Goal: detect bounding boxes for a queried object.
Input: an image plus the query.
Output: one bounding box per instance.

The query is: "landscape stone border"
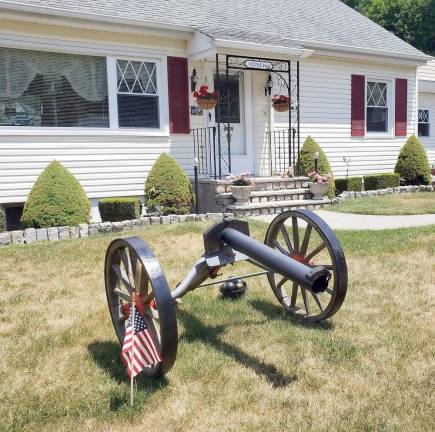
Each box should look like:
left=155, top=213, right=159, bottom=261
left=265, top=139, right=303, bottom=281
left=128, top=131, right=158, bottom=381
left=0, top=213, right=234, bottom=247
left=331, top=184, right=434, bottom=205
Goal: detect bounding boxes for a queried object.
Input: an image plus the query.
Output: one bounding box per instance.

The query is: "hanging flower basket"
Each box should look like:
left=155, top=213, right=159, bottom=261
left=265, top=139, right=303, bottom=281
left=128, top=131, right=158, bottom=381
left=272, top=95, right=290, bottom=112
left=194, top=85, right=219, bottom=110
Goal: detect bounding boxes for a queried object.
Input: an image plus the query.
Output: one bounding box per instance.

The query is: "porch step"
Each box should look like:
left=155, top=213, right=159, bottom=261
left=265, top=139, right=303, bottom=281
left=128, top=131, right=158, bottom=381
left=226, top=198, right=331, bottom=217
left=216, top=188, right=312, bottom=205
left=250, top=176, right=310, bottom=191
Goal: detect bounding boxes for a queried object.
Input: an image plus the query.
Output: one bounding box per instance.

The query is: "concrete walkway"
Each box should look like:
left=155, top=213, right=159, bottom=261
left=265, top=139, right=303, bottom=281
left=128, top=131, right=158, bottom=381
left=252, top=210, right=435, bottom=230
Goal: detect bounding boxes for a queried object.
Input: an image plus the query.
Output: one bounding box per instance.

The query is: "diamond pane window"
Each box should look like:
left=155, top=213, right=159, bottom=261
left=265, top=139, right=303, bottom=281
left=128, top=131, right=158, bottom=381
left=366, top=81, right=389, bottom=133
left=116, top=59, right=159, bottom=128
left=418, top=109, right=430, bottom=137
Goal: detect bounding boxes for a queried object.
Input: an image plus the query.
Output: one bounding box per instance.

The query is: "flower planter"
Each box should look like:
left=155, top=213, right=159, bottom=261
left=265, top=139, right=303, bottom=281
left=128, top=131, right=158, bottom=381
left=309, top=182, right=329, bottom=199
left=272, top=101, right=290, bottom=112
left=231, top=185, right=252, bottom=204
left=197, top=97, right=218, bottom=110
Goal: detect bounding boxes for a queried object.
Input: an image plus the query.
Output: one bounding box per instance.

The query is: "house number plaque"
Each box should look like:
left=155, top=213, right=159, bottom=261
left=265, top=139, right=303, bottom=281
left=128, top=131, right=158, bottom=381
left=244, top=60, right=273, bottom=70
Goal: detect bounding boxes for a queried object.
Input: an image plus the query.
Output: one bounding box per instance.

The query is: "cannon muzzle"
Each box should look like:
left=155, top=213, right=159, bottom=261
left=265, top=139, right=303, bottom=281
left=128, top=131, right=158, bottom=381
left=221, top=228, right=330, bottom=294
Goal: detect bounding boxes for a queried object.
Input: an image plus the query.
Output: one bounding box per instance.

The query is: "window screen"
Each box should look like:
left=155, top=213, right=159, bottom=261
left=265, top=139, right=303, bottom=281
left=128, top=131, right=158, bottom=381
left=117, top=59, right=160, bottom=128
left=418, top=109, right=430, bottom=137
left=0, top=48, right=109, bottom=127
left=366, top=81, right=388, bottom=133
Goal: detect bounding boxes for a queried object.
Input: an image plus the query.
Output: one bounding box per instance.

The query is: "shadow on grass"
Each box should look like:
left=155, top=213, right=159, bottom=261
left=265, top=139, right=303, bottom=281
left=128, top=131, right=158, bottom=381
left=248, top=299, right=334, bottom=331
left=87, top=340, right=168, bottom=410
left=177, top=309, right=296, bottom=388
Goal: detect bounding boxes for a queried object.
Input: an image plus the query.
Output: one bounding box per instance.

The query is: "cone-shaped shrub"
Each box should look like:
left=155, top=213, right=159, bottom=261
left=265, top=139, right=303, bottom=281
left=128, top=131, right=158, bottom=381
left=0, top=207, right=5, bottom=231
left=145, top=153, right=194, bottom=215
left=394, top=135, right=431, bottom=185
left=298, top=136, right=335, bottom=197
left=21, top=161, right=90, bottom=228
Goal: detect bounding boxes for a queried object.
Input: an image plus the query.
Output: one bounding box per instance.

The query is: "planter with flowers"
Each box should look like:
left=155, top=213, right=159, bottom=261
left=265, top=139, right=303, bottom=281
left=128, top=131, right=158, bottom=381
left=272, top=95, right=291, bottom=112
left=193, top=85, right=219, bottom=110
left=227, top=172, right=255, bottom=204
left=308, top=171, right=331, bottom=199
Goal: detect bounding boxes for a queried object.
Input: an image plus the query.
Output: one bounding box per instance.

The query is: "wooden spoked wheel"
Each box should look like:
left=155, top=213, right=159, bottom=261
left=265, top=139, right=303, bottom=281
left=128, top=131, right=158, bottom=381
left=104, top=236, right=178, bottom=377
left=265, top=209, right=348, bottom=322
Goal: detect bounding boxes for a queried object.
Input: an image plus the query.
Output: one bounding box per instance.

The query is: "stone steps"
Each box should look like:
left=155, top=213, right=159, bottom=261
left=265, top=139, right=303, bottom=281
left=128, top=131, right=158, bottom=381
left=227, top=198, right=331, bottom=217
left=216, top=188, right=312, bottom=205
left=251, top=176, right=310, bottom=191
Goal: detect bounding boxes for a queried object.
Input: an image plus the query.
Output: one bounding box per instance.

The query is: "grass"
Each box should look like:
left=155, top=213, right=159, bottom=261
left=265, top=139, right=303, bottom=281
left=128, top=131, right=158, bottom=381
left=328, top=192, right=435, bottom=215
left=0, top=221, right=434, bottom=431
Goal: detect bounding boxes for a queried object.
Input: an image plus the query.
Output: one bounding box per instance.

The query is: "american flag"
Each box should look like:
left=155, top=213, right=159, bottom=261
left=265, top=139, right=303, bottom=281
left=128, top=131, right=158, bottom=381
left=121, top=307, right=161, bottom=377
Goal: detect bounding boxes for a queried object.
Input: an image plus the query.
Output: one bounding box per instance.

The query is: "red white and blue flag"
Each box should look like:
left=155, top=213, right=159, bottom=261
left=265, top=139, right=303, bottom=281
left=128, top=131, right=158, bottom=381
left=121, top=307, right=161, bottom=377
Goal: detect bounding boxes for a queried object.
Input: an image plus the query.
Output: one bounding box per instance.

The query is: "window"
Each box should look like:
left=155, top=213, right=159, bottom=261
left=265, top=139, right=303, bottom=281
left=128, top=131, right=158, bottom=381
left=366, top=80, right=389, bottom=133
left=0, top=48, right=109, bottom=127
left=214, top=75, right=241, bottom=124
left=418, top=109, right=430, bottom=137
left=116, top=59, right=159, bottom=128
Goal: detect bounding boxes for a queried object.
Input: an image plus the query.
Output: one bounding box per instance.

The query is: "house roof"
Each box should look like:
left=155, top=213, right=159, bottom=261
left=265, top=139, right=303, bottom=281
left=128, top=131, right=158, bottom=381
left=0, top=0, right=430, bottom=61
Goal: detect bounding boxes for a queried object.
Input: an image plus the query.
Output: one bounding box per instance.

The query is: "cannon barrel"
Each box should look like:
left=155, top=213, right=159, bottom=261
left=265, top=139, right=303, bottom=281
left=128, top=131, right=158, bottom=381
left=221, top=228, right=330, bottom=294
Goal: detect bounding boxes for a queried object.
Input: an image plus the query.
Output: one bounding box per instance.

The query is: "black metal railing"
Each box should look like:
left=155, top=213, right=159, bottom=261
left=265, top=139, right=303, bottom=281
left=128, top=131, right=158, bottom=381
left=192, top=127, right=218, bottom=179
left=267, top=128, right=299, bottom=176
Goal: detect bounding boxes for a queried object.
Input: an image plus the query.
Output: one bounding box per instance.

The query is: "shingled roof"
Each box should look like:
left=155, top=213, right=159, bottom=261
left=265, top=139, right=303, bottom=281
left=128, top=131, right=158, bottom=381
left=0, top=0, right=429, bottom=60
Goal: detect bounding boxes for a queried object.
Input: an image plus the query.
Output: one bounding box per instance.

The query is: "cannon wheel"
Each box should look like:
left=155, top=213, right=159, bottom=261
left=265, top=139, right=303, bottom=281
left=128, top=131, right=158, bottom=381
left=105, top=236, right=178, bottom=377
left=265, top=209, right=347, bottom=322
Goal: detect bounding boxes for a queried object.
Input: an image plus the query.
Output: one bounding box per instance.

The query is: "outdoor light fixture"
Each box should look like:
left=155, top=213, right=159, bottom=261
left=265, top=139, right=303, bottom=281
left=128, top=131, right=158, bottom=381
left=191, top=68, right=198, bottom=92
left=265, top=74, right=273, bottom=96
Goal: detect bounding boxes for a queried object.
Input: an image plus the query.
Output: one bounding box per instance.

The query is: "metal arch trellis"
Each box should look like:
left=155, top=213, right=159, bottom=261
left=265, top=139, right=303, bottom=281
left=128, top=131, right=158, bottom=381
left=215, top=53, right=300, bottom=178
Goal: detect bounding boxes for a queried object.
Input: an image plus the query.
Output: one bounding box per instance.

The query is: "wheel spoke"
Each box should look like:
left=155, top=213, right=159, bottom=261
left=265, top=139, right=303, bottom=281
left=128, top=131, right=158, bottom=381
left=311, top=292, right=323, bottom=311
left=300, top=225, right=312, bottom=256
left=305, top=242, right=326, bottom=262
left=277, top=277, right=288, bottom=289
left=112, top=264, right=135, bottom=294
left=272, top=240, right=292, bottom=257
left=280, top=225, right=294, bottom=254
left=120, top=249, right=135, bottom=289
left=290, top=282, right=298, bottom=307
left=114, top=287, right=131, bottom=303
left=292, top=217, right=300, bottom=253
left=301, top=287, right=310, bottom=314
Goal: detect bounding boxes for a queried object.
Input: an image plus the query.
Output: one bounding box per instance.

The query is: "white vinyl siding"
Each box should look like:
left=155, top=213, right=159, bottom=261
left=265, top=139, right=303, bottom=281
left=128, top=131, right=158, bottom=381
left=269, top=55, right=417, bottom=177
left=418, top=60, right=435, bottom=82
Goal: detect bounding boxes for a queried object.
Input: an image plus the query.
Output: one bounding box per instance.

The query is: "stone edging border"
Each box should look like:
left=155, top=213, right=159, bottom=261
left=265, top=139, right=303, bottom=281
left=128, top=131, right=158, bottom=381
left=330, top=184, right=434, bottom=204
left=0, top=212, right=234, bottom=247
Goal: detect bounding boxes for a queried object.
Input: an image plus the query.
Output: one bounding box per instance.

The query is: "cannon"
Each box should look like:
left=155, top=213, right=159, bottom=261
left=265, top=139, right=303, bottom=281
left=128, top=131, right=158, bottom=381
left=105, top=209, right=348, bottom=377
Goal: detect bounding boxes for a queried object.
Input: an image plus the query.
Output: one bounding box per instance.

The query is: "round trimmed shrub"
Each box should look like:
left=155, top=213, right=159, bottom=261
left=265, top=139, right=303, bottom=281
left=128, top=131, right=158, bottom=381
left=21, top=161, right=90, bottom=228
left=394, top=135, right=431, bottom=185
left=0, top=207, right=5, bottom=231
left=145, top=153, right=194, bottom=215
left=298, top=136, right=335, bottom=197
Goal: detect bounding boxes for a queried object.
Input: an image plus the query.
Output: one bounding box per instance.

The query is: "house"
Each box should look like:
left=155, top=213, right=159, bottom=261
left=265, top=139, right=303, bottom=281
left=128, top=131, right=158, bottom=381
left=0, top=0, right=433, bottom=223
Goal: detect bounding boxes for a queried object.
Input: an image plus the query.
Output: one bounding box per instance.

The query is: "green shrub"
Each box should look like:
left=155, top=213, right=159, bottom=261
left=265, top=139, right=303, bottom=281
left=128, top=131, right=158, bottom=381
left=0, top=207, right=5, bottom=231
left=394, top=135, right=431, bottom=185
left=21, top=161, right=90, bottom=228
left=335, top=177, right=363, bottom=195
left=99, top=198, right=141, bottom=222
left=364, top=173, right=400, bottom=190
left=298, top=136, right=335, bottom=197
left=145, top=153, right=194, bottom=215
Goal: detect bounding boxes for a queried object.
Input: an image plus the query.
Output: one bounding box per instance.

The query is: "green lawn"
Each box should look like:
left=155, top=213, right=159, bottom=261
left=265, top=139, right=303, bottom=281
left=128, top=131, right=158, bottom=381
left=329, top=192, right=435, bottom=215
left=0, top=221, right=434, bottom=431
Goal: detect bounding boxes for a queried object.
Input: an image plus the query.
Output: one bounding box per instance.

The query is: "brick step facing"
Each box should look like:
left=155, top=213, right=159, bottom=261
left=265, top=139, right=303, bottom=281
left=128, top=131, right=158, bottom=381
left=227, top=198, right=332, bottom=217
left=250, top=176, right=310, bottom=191
left=216, top=188, right=312, bottom=204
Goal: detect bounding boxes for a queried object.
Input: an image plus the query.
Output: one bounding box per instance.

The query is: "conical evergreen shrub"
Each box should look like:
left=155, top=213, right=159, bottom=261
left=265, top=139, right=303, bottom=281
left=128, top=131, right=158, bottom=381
left=145, top=153, right=194, bottom=215
left=0, top=207, right=5, bottom=231
left=21, top=161, right=90, bottom=228
left=394, top=135, right=431, bottom=185
left=298, top=136, right=335, bottom=197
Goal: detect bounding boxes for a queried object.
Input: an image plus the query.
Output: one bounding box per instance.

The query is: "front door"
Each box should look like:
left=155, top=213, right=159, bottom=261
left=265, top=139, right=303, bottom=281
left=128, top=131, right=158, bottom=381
left=208, top=71, right=254, bottom=174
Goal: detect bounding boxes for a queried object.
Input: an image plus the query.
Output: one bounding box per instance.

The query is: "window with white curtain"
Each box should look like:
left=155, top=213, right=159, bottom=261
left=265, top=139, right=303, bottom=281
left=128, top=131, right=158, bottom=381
left=0, top=47, right=109, bottom=127
left=116, top=59, right=160, bottom=128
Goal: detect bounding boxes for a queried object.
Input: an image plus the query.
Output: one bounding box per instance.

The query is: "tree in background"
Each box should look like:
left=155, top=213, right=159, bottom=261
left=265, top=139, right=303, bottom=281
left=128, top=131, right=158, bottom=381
left=342, top=0, right=435, bottom=56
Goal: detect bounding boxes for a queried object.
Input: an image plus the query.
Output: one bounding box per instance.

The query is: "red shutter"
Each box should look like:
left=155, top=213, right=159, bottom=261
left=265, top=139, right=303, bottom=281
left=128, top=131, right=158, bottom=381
left=395, top=78, right=408, bottom=137
left=351, top=75, right=365, bottom=137
left=167, top=56, right=190, bottom=134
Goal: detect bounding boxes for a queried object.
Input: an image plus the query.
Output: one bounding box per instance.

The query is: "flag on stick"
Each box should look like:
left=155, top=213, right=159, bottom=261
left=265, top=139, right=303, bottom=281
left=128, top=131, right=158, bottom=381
left=122, top=305, right=161, bottom=378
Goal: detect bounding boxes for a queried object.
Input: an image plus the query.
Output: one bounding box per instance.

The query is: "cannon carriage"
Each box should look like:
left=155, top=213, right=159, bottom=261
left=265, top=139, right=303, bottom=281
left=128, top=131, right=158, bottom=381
left=105, top=209, right=348, bottom=378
